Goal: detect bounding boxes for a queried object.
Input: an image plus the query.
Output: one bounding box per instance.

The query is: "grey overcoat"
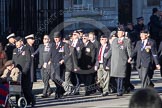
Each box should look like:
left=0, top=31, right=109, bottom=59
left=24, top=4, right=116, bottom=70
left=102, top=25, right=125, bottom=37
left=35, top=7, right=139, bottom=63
left=105, top=37, right=131, bottom=78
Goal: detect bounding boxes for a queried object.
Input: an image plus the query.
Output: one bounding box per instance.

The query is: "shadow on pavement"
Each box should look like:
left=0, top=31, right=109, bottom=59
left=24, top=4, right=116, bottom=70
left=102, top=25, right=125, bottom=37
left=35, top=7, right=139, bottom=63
left=35, top=95, right=117, bottom=107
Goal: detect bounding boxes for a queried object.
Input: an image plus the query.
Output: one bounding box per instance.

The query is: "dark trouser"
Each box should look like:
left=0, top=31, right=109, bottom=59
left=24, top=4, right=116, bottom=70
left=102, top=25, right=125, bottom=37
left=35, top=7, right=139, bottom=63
left=41, top=68, right=52, bottom=95
left=124, top=63, right=134, bottom=91
left=86, top=72, right=96, bottom=93
left=70, top=73, right=80, bottom=94
left=51, top=63, right=65, bottom=95
left=151, top=32, right=161, bottom=49
left=22, top=75, right=34, bottom=104
left=137, top=67, right=151, bottom=88
left=31, top=82, right=33, bottom=90
left=116, top=77, right=123, bottom=95
left=78, top=73, right=94, bottom=93
left=54, top=80, right=65, bottom=95
left=109, top=77, right=117, bottom=93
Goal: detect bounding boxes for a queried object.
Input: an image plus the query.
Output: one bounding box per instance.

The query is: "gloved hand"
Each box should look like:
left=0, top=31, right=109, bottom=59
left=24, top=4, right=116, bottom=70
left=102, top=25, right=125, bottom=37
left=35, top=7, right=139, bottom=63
left=7, top=77, right=12, bottom=82
left=0, top=78, right=2, bottom=84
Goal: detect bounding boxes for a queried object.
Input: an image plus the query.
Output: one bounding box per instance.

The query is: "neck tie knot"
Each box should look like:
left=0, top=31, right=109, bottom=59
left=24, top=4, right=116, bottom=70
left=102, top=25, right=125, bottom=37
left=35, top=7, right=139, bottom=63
left=18, top=48, right=21, bottom=52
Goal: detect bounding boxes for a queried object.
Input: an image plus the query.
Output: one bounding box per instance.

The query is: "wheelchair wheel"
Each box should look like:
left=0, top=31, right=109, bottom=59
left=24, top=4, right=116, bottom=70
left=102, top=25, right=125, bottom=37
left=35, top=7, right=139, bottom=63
left=17, top=97, right=27, bottom=108
left=5, top=95, right=14, bottom=108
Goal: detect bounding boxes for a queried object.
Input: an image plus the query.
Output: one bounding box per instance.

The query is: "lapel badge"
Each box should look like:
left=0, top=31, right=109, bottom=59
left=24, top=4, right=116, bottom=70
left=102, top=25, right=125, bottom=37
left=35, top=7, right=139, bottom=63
left=76, top=47, right=80, bottom=51
left=120, top=46, right=124, bottom=50
left=86, top=48, right=90, bottom=52
left=22, top=51, right=25, bottom=55
left=145, top=45, right=151, bottom=52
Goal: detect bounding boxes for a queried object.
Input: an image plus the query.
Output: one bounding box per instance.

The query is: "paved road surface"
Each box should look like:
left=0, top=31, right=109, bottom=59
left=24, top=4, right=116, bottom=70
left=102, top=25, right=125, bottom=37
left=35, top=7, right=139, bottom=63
left=32, top=70, right=162, bottom=108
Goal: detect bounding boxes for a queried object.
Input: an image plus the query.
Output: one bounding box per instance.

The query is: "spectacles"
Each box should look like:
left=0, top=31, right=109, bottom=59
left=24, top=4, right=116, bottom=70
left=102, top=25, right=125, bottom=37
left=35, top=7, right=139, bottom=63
left=82, top=37, right=87, bottom=40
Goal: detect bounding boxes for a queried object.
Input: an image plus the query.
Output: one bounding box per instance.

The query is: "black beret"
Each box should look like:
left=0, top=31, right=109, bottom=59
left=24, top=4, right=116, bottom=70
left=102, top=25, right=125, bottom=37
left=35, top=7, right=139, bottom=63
left=100, top=35, right=108, bottom=38
left=117, top=27, right=125, bottom=32
left=127, top=22, right=133, bottom=25
left=15, top=36, right=23, bottom=42
left=140, top=29, right=149, bottom=34
left=82, top=33, right=89, bottom=37
left=152, top=8, right=158, bottom=14
left=110, top=31, right=116, bottom=37
left=73, top=30, right=80, bottom=34
left=136, top=17, right=144, bottom=21
left=64, top=36, right=70, bottom=40
left=53, top=32, right=61, bottom=38
left=77, top=29, right=84, bottom=33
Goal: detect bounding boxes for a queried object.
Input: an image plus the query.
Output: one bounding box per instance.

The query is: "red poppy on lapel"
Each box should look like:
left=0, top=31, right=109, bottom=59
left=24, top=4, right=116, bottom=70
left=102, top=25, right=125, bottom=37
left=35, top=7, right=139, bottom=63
left=118, top=40, right=123, bottom=45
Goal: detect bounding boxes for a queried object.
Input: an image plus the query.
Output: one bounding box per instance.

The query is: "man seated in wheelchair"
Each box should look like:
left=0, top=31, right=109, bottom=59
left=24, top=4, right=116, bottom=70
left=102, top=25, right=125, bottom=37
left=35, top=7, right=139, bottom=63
left=0, top=60, right=20, bottom=83
left=0, top=60, right=20, bottom=106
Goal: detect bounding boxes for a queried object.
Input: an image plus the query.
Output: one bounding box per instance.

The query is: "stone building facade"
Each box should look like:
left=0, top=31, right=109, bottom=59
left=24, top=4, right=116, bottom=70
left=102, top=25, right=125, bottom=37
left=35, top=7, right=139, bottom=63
left=64, top=0, right=162, bottom=31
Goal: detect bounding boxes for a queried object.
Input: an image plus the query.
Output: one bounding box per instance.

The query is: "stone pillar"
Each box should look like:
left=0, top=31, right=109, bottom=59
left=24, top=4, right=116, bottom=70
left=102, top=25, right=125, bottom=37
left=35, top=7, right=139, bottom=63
left=132, top=0, right=144, bottom=23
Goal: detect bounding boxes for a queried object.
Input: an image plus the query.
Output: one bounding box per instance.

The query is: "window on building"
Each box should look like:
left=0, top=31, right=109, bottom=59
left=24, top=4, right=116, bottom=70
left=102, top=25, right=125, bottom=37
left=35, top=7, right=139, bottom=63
left=103, top=0, right=110, bottom=7
left=147, top=0, right=160, bottom=6
left=73, top=0, right=82, bottom=5
left=93, top=0, right=100, bottom=7
left=94, top=0, right=115, bottom=8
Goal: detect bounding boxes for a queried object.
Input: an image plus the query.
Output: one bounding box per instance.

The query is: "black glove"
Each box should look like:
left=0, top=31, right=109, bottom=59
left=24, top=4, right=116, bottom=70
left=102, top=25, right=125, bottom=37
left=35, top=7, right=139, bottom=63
left=0, top=78, right=2, bottom=84
left=7, top=77, right=12, bottom=82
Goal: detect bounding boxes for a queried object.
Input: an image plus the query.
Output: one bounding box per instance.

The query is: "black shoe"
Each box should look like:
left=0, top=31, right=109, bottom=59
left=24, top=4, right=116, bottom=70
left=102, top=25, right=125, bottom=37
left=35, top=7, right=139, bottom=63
left=148, top=82, right=154, bottom=88
left=47, top=90, right=54, bottom=96
left=54, top=94, right=63, bottom=99
left=130, top=85, right=135, bottom=90
left=124, top=88, right=131, bottom=94
left=111, top=90, right=117, bottom=93
left=54, top=94, right=59, bottom=99
left=41, top=94, right=49, bottom=98
left=90, top=89, right=96, bottom=94
left=31, top=97, right=36, bottom=107
left=102, top=92, right=109, bottom=96
left=117, top=93, right=123, bottom=96
left=85, top=92, right=90, bottom=96
left=97, top=87, right=103, bottom=93
left=124, top=90, right=130, bottom=94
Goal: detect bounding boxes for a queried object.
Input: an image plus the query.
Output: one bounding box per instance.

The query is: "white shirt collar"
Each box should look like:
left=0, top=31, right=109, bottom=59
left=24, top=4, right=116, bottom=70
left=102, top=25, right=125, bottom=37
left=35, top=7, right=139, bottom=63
left=91, top=40, right=95, bottom=43
left=56, top=42, right=60, bottom=46
left=84, top=41, right=89, bottom=46
left=44, top=43, right=49, bottom=46
left=18, top=46, right=23, bottom=50
left=102, top=43, right=107, bottom=48
left=72, top=39, right=78, bottom=47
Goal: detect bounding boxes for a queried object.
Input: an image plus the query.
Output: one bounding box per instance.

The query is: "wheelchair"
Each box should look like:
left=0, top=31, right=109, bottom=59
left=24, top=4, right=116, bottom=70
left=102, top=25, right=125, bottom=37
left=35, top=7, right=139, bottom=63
left=6, top=81, right=27, bottom=108
left=0, top=76, right=27, bottom=108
